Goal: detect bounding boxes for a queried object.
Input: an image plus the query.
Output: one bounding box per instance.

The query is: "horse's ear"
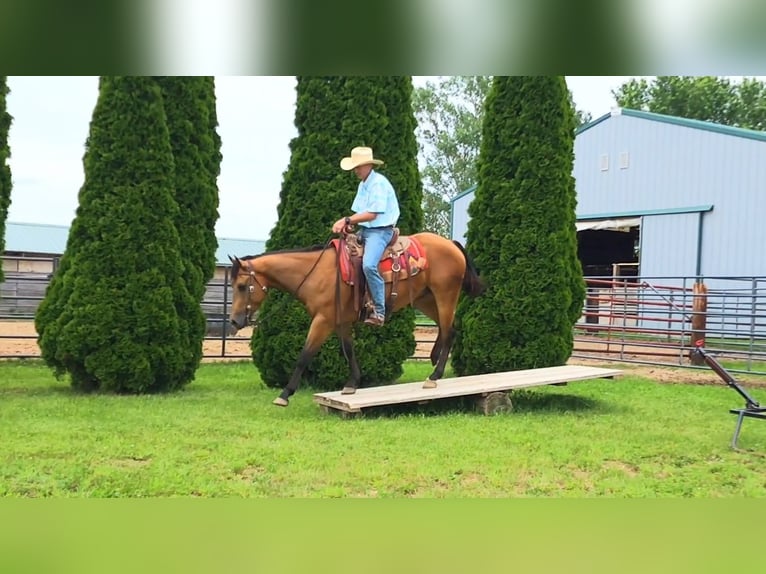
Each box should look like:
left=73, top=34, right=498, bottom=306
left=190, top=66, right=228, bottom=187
left=228, top=254, right=236, bottom=264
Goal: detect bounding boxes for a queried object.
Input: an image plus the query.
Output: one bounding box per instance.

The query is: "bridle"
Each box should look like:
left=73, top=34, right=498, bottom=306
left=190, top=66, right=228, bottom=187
left=238, top=261, right=267, bottom=325
left=232, top=242, right=331, bottom=325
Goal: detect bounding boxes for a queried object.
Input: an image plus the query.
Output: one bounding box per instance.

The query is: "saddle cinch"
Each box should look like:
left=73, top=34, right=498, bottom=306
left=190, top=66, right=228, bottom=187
left=332, top=229, right=428, bottom=320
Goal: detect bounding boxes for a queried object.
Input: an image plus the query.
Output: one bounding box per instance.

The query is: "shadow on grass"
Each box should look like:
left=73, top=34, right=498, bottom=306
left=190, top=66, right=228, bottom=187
left=332, top=389, right=616, bottom=419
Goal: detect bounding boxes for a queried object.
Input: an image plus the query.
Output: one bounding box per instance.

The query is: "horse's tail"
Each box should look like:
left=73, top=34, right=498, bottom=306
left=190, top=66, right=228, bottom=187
left=453, top=240, right=486, bottom=297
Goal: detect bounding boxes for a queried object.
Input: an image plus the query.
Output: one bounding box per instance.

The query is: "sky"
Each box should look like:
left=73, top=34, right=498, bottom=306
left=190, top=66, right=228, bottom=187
left=5, top=76, right=648, bottom=241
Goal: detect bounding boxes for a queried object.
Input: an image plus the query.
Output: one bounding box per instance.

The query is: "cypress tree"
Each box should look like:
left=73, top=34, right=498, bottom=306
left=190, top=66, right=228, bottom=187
left=0, top=77, right=11, bottom=284
left=35, top=76, right=197, bottom=393
left=157, top=76, right=221, bottom=294
left=156, top=76, right=222, bottom=375
left=451, top=76, right=585, bottom=375
left=252, top=76, right=421, bottom=391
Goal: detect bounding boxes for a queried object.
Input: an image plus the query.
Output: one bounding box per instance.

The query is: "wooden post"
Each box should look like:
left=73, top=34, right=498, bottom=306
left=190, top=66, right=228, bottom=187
left=689, top=281, right=708, bottom=365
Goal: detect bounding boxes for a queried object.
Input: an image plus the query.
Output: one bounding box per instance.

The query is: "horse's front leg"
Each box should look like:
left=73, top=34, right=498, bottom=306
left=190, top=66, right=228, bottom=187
left=337, top=322, right=361, bottom=395
left=273, top=316, right=334, bottom=407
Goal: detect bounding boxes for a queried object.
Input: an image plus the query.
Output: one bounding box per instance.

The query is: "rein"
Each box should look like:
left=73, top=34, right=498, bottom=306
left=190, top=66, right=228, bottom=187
left=291, top=237, right=335, bottom=298
left=235, top=236, right=337, bottom=327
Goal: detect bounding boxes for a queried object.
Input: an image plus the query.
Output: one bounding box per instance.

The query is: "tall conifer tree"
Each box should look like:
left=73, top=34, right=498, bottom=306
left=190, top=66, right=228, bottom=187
left=156, top=76, right=222, bottom=375
left=156, top=76, right=221, bottom=295
left=35, top=76, right=197, bottom=393
left=252, top=76, right=421, bottom=391
left=451, top=76, right=585, bottom=375
left=0, top=77, right=11, bottom=284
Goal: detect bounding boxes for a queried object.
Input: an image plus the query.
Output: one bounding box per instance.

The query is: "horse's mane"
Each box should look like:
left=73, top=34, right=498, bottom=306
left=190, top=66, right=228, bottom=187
left=231, top=244, right=328, bottom=276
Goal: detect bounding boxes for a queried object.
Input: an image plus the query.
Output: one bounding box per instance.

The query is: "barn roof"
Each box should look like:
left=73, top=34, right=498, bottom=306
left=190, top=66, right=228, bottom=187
left=3, top=221, right=266, bottom=265
left=576, top=108, right=766, bottom=143
left=451, top=108, right=766, bottom=207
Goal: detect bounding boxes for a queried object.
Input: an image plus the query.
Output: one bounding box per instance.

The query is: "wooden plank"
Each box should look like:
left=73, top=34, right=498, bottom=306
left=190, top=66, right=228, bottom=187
left=313, top=365, right=622, bottom=413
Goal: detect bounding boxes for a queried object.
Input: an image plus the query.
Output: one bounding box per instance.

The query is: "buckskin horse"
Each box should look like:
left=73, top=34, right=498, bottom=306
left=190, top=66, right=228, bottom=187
left=228, top=230, right=485, bottom=407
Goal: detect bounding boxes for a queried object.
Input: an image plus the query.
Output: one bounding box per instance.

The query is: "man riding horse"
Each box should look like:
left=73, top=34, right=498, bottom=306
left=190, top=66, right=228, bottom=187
left=331, top=146, right=400, bottom=327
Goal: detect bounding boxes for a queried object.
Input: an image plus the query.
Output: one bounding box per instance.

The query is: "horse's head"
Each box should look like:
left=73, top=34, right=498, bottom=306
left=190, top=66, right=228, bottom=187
left=228, top=255, right=268, bottom=332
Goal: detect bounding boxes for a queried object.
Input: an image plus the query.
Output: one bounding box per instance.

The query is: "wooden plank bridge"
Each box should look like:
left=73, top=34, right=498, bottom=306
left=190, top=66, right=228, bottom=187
left=314, top=364, right=623, bottom=416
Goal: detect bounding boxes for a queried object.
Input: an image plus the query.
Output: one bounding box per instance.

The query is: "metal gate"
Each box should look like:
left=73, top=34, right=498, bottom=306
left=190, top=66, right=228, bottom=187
left=576, top=274, right=766, bottom=375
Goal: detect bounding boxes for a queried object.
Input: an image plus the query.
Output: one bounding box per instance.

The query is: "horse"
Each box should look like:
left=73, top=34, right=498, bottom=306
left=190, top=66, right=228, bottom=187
left=228, top=231, right=486, bottom=407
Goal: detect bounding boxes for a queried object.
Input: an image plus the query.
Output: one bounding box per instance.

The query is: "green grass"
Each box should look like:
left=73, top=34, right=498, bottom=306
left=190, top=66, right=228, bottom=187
left=2, top=359, right=766, bottom=498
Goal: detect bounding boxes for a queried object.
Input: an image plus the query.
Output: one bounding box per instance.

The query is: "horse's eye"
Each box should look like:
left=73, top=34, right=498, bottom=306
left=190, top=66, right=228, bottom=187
left=237, top=284, right=247, bottom=292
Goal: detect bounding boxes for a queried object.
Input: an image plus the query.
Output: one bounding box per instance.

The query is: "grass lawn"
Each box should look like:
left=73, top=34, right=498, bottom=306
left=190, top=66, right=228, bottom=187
left=2, top=359, right=766, bottom=498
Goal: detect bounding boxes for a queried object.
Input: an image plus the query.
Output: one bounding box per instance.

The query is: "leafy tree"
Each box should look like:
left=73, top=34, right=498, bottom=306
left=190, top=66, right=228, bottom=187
left=0, top=77, right=11, bottom=284
left=612, top=76, right=766, bottom=130
left=413, top=76, right=591, bottom=237
left=451, top=76, right=585, bottom=375
left=413, top=77, right=490, bottom=236
left=569, top=90, right=592, bottom=127
left=35, top=76, right=198, bottom=393
left=252, top=76, right=421, bottom=391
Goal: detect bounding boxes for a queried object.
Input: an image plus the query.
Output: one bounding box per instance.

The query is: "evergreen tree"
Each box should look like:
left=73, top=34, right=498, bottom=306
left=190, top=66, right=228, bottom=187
left=0, top=77, right=11, bottom=284
left=252, top=76, right=421, bottom=391
left=451, top=76, right=584, bottom=375
left=35, top=76, right=198, bottom=393
left=156, top=76, right=221, bottom=295
left=156, top=76, right=222, bottom=376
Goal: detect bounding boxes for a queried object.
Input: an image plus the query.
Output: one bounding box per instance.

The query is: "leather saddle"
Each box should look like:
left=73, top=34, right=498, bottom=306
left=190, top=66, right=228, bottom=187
left=332, top=229, right=428, bottom=319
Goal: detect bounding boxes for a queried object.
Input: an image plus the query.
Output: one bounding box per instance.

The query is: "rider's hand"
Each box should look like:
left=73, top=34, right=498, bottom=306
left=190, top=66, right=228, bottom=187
left=332, top=218, right=346, bottom=234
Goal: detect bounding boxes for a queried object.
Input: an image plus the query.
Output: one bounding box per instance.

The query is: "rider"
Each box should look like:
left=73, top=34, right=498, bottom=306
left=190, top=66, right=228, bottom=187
left=332, top=146, right=401, bottom=326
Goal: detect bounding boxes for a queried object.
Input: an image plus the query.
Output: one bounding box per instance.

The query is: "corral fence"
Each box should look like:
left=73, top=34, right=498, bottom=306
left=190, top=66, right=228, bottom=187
left=0, top=255, right=436, bottom=361
left=2, top=255, right=765, bottom=374
left=0, top=256, right=255, bottom=360
left=576, top=274, right=766, bottom=376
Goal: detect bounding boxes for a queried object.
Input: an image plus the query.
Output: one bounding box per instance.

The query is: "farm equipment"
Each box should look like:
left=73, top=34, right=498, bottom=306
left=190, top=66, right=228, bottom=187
left=691, top=340, right=766, bottom=449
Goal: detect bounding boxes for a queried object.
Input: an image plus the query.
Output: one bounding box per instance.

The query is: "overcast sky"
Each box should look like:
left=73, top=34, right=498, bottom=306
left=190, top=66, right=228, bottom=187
left=5, top=76, right=646, bottom=241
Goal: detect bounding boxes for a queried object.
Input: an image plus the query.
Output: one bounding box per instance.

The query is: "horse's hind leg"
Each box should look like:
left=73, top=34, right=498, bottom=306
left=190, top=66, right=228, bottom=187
left=274, top=316, right=334, bottom=407
left=337, top=323, right=361, bottom=395
left=421, top=285, right=461, bottom=389
left=413, top=292, right=443, bottom=366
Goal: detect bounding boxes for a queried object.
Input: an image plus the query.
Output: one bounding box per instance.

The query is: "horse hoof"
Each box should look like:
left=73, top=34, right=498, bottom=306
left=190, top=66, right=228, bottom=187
left=272, top=397, right=289, bottom=407
left=422, top=379, right=438, bottom=389
left=341, top=386, right=356, bottom=395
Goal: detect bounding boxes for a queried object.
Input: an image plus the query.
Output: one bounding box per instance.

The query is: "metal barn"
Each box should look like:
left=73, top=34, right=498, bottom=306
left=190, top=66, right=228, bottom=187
left=450, top=108, right=766, bottom=346
left=452, top=108, right=766, bottom=279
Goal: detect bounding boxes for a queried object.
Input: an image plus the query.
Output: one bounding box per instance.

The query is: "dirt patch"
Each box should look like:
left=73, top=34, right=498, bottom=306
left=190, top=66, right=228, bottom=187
left=110, top=457, right=151, bottom=469
left=413, top=326, right=437, bottom=359
left=0, top=321, right=39, bottom=357
left=568, top=356, right=766, bottom=387
left=602, top=460, right=639, bottom=477
left=0, top=320, right=255, bottom=361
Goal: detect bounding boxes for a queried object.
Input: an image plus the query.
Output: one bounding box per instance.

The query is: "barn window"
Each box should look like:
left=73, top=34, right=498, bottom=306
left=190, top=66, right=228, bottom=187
left=619, top=152, right=630, bottom=169
left=600, top=154, right=609, bottom=171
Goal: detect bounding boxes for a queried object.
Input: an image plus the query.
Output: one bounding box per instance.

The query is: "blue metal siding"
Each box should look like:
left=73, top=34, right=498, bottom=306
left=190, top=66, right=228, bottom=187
left=574, top=113, right=766, bottom=276
left=450, top=111, right=766, bottom=276
left=451, top=193, right=472, bottom=245
left=639, top=213, right=700, bottom=277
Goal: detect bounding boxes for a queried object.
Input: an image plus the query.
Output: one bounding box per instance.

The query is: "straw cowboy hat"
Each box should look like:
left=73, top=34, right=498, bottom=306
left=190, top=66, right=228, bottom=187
left=340, top=146, right=384, bottom=170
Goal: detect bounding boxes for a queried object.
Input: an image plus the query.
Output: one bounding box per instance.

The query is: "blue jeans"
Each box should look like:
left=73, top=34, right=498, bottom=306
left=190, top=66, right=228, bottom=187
left=359, top=227, right=395, bottom=317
